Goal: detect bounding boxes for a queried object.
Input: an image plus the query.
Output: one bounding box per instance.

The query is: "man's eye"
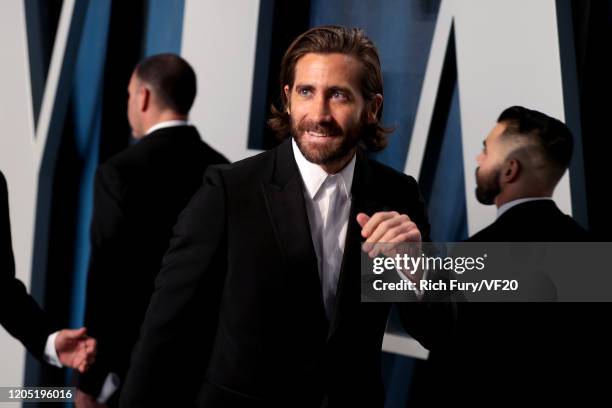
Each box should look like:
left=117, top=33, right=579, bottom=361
left=298, top=88, right=312, bottom=96
left=332, top=91, right=347, bottom=100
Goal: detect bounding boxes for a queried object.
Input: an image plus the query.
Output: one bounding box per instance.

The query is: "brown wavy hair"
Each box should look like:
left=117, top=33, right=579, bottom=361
left=267, top=25, right=392, bottom=152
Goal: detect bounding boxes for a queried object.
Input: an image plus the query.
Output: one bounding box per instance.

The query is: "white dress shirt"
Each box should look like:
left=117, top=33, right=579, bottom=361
left=144, top=119, right=190, bottom=136
left=292, top=139, right=355, bottom=320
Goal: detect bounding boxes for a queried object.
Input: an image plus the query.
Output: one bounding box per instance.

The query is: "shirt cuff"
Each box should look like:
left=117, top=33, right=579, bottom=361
left=43, top=331, right=62, bottom=368
left=97, top=373, right=120, bottom=403
left=396, top=267, right=429, bottom=300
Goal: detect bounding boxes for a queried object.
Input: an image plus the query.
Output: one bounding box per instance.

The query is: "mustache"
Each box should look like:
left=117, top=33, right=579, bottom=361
left=297, top=119, right=343, bottom=136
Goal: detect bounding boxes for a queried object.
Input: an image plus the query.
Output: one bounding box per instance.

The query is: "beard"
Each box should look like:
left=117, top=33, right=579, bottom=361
left=291, top=115, right=363, bottom=167
left=475, top=166, right=501, bottom=205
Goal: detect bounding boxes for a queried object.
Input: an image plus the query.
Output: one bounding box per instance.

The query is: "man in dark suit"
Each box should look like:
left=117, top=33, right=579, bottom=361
left=470, top=106, right=588, bottom=242
left=1, top=170, right=96, bottom=373
left=75, top=54, right=228, bottom=407
left=415, top=107, right=603, bottom=405
left=120, top=26, right=451, bottom=408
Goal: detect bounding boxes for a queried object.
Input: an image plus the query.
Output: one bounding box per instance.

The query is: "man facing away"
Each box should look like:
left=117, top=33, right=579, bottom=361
left=412, top=107, right=607, bottom=406
left=120, top=26, right=453, bottom=408
left=76, top=54, right=228, bottom=407
left=471, top=105, right=587, bottom=241
left=1, top=170, right=96, bottom=374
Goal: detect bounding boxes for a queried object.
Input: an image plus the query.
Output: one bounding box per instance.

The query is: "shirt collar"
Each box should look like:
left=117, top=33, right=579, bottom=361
left=497, top=197, right=553, bottom=219
left=144, top=120, right=190, bottom=136
left=291, top=138, right=355, bottom=201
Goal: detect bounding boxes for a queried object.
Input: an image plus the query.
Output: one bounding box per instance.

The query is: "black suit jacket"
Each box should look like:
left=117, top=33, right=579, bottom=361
left=78, top=126, right=228, bottom=403
left=413, top=200, right=608, bottom=405
left=120, top=139, right=453, bottom=408
left=0, top=171, right=56, bottom=360
left=468, top=199, right=589, bottom=242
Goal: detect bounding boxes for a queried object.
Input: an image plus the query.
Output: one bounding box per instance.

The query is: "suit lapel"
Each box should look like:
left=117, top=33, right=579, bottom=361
left=261, top=142, right=386, bottom=338
left=260, top=140, right=328, bottom=325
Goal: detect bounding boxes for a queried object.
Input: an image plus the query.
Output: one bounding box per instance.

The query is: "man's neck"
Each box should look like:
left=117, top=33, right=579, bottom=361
left=141, top=113, right=188, bottom=136
left=155, top=112, right=188, bottom=124
left=140, top=115, right=189, bottom=138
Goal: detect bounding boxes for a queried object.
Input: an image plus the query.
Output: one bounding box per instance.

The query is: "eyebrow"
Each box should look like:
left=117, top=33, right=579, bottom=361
left=293, top=84, right=354, bottom=95
left=294, top=84, right=314, bottom=91
left=328, top=86, right=353, bottom=94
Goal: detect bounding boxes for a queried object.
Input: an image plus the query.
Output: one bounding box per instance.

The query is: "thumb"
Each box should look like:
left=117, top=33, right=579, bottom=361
left=61, top=327, right=87, bottom=339
left=356, top=213, right=370, bottom=229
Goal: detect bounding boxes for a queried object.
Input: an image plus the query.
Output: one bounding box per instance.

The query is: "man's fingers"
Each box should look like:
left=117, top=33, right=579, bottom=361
left=69, top=327, right=87, bottom=338
left=70, top=354, right=84, bottom=370
left=373, top=231, right=421, bottom=258
left=368, top=242, right=390, bottom=258
left=360, top=211, right=420, bottom=257
left=86, top=347, right=96, bottom=364
left=84, top=338, right=97, bottom=354
left=356, top=213, right=370, bottom=230
left=378, top=221, right=418, bottom=243
left=60, top=327, right=87, bottom=341
left=361, top=211, right=399, bottom=239
left=78, top=354, right=90, bottom=373
left=403, top=229, right=421, bottom=242
left=391, top=230, right=421, bottom=244
left=363, top=213, right=410, bottom=251
left=371, top=218, right=412, bottom=244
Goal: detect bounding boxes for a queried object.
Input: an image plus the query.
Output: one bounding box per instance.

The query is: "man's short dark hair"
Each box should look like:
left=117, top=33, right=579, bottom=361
left=498, top=106, right=573, bottom=180
left=268, top=25, right=392, bottom=152
left=134, top=53, right=196, bottom=115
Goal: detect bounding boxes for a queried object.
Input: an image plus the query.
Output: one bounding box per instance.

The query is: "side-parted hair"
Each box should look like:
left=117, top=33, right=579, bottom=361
left=134, top=53, right=196, bottom=115
left=267, top=25, right=392, bottom=151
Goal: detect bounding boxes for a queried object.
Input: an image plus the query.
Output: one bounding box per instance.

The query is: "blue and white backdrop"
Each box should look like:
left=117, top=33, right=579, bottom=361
left=1, top=1, right=610, bottom=406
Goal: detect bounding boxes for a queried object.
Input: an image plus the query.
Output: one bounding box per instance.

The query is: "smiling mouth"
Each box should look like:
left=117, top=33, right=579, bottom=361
left=306, top=131, right=336, bottom=138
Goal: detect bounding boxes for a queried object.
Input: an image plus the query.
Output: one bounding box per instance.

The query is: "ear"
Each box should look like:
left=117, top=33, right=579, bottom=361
left=283, top=85, right=291, bottom=114
left=366, top=93, right=383, bottom=124
left=140, top=87, right=150, bottom=112
left=502, top=158, right=521, bottom=184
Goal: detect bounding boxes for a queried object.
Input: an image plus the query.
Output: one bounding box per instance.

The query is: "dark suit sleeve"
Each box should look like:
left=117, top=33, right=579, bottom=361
left=119, top=167, right=227, bottom=408
left=79, top=165, right=134, bottom=396
left=0, top=172, right=54, bottom=361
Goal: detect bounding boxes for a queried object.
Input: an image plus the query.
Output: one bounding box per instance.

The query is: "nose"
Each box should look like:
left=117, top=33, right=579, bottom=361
left=312, top=95, right=332, bottom=123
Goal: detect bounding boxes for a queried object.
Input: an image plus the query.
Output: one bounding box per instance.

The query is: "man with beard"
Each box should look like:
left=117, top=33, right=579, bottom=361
left=471, top=105, right=587, bottom=241
left=422, top=106, right=603, bottom=405
left=120, top=26, right=451, bottom=408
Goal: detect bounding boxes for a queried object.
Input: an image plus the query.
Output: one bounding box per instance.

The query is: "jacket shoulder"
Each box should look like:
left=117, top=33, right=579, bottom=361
left=203, top=148, right=275, bottom=185
left=368, top=158, right=418, bottom=185
left=200, top=141, right=230, bottom=165
left=366, top=158, right=422, bottom=202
